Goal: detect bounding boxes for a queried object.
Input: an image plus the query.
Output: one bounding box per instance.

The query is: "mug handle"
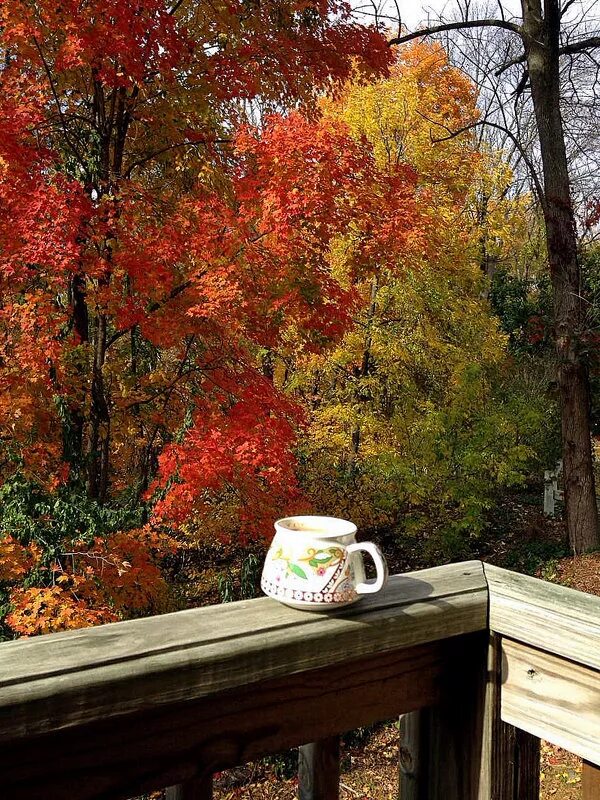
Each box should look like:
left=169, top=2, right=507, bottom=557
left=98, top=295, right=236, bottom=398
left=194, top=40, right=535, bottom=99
left=346, top=542, right=389, bottom=594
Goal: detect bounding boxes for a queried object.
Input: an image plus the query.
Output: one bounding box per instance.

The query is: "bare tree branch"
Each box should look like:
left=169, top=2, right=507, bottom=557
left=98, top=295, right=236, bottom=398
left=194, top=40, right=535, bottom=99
left=561, top=0, right=578, bottom=17
left=124, top=138, right=230, bottom=178
left=388, top=18, right=522, bottom=47
left=32, top=37, right=87, bottom=170
left=562, top=35, right=600, bottom=54
left=496, top=35, right=600, bottom=75
left=415, top=106, right=546, bottom=201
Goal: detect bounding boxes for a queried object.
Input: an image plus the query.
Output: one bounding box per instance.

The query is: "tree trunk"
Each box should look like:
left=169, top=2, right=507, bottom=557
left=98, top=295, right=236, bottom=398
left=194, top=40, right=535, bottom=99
left=86, top=307, right=110, bottom=500
left=70, top=272, right=89, bottom=463
left=351, top=276, right=378, bottom=458
left=522, top=0, right=599, bottom=552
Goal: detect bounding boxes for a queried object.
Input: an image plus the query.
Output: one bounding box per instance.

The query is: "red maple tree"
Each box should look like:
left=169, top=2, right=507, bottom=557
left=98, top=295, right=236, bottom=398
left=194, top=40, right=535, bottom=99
left=0, top=0, right=398, bottom=632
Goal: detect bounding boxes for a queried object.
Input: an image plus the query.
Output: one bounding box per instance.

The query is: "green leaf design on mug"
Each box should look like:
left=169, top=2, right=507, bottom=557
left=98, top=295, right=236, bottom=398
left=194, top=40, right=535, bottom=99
left=309, top=555, right=333, bottom=567
left=289, top=563, right=308, bottom=579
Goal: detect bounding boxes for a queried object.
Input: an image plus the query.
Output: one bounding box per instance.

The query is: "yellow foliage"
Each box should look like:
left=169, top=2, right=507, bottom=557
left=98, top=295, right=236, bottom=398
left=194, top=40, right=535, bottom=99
left=323, top=41, right=479, bottom=189
left=294, top=42, right=534, bottom=531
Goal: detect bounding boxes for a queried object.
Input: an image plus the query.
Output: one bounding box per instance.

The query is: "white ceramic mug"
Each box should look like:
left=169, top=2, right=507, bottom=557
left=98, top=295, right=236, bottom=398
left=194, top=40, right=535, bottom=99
left=260, top=515, right=388, bottom=610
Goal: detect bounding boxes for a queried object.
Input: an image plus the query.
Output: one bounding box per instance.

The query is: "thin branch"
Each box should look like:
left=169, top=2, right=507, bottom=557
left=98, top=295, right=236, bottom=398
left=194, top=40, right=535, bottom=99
left=562, top=35, right=600, bottom=54
left=124, top=138, right=230, bottom=178
left=106, top=280, right=193, bottom=348
left=496, top=35, right=600, bottom=74
left=419, top=109, right=545, bottom=201
left=168, top=0, right=186, bottom=14
left=391, top=0, right=402, bottom=40
left=560, top=0, right=578, bottom=17
left=388, top=18, right=521, bottom=47
left=32, top=37, right=87, bottom=169
left=123, top=367, right=199, bottom=409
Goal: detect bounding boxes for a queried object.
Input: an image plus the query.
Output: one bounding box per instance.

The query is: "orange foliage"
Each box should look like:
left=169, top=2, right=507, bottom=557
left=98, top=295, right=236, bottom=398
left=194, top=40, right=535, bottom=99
left=7, top=585, right=118, bottom=636
left=3, top=526, right=175, bottom=636
left=0, top=536, right=36, bottom=583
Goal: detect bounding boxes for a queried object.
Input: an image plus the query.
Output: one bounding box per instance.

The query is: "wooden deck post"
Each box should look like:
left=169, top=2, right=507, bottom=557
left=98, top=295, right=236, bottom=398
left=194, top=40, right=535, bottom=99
left=298, top=736, right=340, bottom=800
left=489, top=635, right=540, bottom=800
left=398, top=712, right=424, bottom=800
left=165, top=776, right=212, bottom=800
left=399, top=632, right=490, bottom=800
left=398, top=633, right=540, bottom=800
left=583, top=761, right=600, bottom=800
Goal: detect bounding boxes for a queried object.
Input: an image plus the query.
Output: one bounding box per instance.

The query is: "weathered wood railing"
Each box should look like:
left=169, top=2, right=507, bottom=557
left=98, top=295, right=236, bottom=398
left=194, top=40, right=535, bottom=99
left=487, top=563, right=600, bottom=799
left=0, top=560, right=598, bottom=799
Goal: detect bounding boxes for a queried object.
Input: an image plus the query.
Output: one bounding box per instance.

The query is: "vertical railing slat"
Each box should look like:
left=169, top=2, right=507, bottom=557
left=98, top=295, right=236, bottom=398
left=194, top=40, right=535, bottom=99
left=298, top=736, right=341, bottom=800
left=398, top=633, right=490, bottom=800
left=491, top=635, right=540, bottom=800
left=165, top=775, right=213, bottom=800
left=398, top=711, right=425, bottom=800
left=583, top=761, right=600, bottom=800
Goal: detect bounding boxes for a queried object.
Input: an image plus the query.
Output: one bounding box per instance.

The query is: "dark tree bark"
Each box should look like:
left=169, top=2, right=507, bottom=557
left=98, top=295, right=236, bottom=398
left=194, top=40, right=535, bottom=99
left=85, top=78, right=137, bottom=502
left=390, top=0, right=600, bottom=553
left=522, top=0, right=599, bottom=552
left=351, top=275, right=378, bottom=457
left=70, top=272, right=89, bottom=462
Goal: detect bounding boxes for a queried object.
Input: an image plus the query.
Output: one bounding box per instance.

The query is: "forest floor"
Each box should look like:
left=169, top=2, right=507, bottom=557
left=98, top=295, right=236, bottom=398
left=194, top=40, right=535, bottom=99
left=169, top=487, right=600, bottom=800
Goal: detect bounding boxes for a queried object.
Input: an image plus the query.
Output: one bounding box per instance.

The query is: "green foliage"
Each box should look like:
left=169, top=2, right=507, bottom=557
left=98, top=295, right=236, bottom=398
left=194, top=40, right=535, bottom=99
left=264, top=749, right=299, bottom=780
left=489, top=268, right=553, bottom=355
left=0, top=475, right=151, bottom=639
left=0, top=476, right=146, bottom=552
left=580, top=246, right=600, bottom=436
left=501, top=535, right=568, bottom=576
left=299, top=347, right=558, bottom=557
left=217, top=553, right=262, bottom=603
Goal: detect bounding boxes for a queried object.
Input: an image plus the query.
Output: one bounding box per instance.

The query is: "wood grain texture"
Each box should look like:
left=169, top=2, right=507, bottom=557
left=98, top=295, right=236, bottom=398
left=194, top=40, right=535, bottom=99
left=0, top=561, right=487, bottom=743
left=488, top=635, right=539, bottom=800
left=485, top=563, right=600, bottom=670
left=501, top=638, right=600, bottom=765
left=298, top=736, right=340, bottom=800
left=394, top=634, right=493, bottom=800
left=398, top=634, right=540, bottom=800
left=398, top=712, right=424, bottom=800
left=0, top=635, right=468, bottom=800
left=425, top=631, right=494, bottom=800
left=583, top=761, right=600, bottom=800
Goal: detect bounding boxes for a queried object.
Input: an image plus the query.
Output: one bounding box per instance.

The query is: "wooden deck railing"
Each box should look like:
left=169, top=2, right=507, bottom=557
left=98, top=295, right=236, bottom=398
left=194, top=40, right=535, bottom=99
left=0, top=560, right=598, bottom=799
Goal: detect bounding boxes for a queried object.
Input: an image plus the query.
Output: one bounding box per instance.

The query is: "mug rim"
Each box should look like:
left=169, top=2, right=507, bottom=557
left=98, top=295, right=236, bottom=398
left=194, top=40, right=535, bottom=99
left=274, top=515, right=357, bottom=538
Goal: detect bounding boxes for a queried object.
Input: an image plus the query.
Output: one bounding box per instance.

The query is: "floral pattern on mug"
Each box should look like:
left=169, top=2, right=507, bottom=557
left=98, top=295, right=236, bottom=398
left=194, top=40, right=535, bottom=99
left=268, top=546, right=344, bottom=582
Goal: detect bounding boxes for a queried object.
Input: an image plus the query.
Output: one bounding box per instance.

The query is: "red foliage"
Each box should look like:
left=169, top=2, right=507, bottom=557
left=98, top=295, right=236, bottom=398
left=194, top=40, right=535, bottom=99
left=0, top=0, right=405, bottom=632
left=586, top=198, right=600, bottom=229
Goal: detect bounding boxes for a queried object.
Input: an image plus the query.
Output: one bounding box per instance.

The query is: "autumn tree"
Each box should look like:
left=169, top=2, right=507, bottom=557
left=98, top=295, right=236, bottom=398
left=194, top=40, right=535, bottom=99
left=290, top=44, right=549, bottom=547
left=390, top=0, right=600, bottom=552
left=0, top=0, right=392, bottom=632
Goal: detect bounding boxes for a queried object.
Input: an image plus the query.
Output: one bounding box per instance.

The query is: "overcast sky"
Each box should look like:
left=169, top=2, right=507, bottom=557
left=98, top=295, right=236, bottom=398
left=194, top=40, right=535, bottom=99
left=395, top=0, right=522, bottom=29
